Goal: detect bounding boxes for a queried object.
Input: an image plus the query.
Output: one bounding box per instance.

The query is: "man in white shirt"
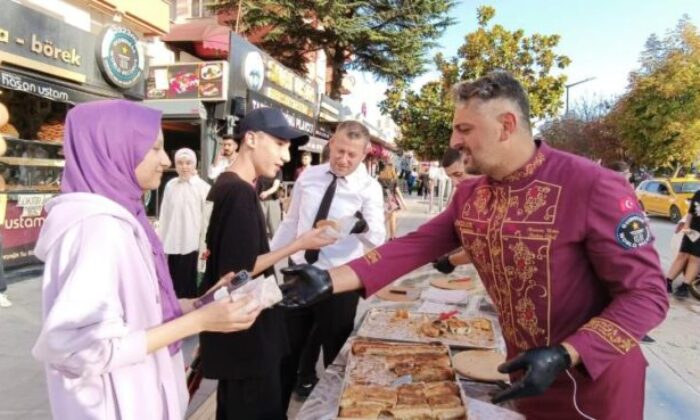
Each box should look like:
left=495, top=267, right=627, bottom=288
left=158, top=148, right=211, bottom=298
left=207, top=134, right=237, bottom=180
left=272, top=121, right=385, bottom=402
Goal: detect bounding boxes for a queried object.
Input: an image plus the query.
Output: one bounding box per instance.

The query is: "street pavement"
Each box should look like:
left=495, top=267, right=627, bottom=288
left=1, top=196, right=700, bottom=419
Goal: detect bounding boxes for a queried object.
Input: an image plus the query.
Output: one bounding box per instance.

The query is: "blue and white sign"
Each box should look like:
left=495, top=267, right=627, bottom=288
left=97, top=25, right=145, bottom=89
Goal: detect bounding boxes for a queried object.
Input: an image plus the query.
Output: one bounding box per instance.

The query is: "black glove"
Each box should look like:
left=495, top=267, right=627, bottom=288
left=350, top=211, right=369, bottom=234
left=278, top=264, right=334, bottom=308
left=433, top=255, right=456, bottom=274
left=491, top=345, right=572, bottom=404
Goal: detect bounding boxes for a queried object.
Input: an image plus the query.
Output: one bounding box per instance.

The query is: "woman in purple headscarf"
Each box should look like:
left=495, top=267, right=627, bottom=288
left=31, top=100, right=261, bottom=420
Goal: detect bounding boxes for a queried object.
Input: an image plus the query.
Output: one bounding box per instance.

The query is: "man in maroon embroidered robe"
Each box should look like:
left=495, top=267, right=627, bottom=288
left=280, top=71, right=668, bottom=420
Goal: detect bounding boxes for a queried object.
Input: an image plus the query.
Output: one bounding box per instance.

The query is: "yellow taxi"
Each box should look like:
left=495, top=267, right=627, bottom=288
left=636, top=177, right=700, bottom=223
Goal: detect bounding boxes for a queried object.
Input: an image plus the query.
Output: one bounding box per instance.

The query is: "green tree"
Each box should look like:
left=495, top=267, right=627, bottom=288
left=380, top=54, right=456, bottom=159
left=381, top=5, right=571, bottom=159
left=611, top=17, right=700, bottom=168
left=538, top=96, right=624, bottom=165
left=210, top=0, right=455, bottom=99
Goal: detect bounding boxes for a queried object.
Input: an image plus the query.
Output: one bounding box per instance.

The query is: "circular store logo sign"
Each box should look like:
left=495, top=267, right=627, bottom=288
left=97, top=25, right=145, bottom=89
left=242, top=51, right=265, bottom=91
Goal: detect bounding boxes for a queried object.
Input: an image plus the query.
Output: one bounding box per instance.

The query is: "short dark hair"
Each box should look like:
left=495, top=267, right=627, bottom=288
left=452, top=71, right=531, bottom=130
left=301, top=152, right=312, bottom=158
left=336, top=120, right=370, bottom=142
left=441, top=148, right=462, bottom=168
left=221, top=134, right=235, bottom=141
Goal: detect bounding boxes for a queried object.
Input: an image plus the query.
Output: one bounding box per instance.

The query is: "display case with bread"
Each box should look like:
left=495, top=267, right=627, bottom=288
left=36, top=120, right=65, bottom=142
left=0, top=136, right=64, bottom=193
left=1, top=91, right=68, bottom=269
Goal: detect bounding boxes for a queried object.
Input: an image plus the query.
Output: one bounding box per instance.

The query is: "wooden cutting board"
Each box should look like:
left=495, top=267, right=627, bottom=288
left=375, top=286, right=420, bottom=302
left=453, top=349, right=510, bottom=382
left=430, top=276, right=475, bottom=290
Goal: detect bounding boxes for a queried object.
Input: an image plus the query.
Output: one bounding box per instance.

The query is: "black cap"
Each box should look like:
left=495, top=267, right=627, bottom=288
left=237, top=107, right=309, bottom=145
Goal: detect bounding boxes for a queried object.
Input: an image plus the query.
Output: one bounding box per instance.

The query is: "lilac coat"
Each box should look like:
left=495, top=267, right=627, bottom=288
left=32, top=193, right=188, bottom=419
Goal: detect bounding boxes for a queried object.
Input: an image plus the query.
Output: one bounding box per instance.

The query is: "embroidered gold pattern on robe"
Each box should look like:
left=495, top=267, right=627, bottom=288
left=363, top=249, right=381, bottom=265
left=503, top=150, right=545, bottom=183
left=521, top=185, right=551, bottom=218
left=473, top=188, right=492, bottom=216
left=458, top=175, right=561, bottom=351
left=580, top=317, right=638, bottom=354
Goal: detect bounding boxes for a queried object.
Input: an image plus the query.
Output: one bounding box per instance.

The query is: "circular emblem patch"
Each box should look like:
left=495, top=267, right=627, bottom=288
left=97, top=25, right=145, bottom=89
left=616, top=213, right=652, bottom=249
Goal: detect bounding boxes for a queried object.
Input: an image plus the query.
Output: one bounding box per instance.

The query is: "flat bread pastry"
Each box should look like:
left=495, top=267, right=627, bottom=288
left=411, top=365, right=455, bottom=382
left=385, top=354, right=452, bottom=369
left=387, top=405, right=433, bottom=419
left=315, top=219, right=339, bottom=230
left=452, top=350, right=509, bottom=382
left=338, top=402, right=386, bottom=419
left=341, top=384, right=396, bottom=408
left=424, top=381, right=460, bottom=398
left=428, top=394, right=463, bottom=409
left=352, top=340, right=447, bottom=357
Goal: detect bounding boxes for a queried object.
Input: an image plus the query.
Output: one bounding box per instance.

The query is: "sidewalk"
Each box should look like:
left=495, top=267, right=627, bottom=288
left=1, top=194, right=699, bottom=419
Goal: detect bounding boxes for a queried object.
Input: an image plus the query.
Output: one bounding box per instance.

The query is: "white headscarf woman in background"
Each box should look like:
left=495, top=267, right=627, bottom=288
left=159, top=148, right=211, bottom=298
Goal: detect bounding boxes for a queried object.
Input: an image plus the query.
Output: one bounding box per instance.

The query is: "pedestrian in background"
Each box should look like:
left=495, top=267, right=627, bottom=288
left=258, top=170, right=283, bottom=238
left=665, top=187, right=700, bottom=298
left=418, top=165, right=430, bottom=198
left=378, top=162, right=404, bottom=240
left=159, top=148, right=211, bottom=298
left=608, top=161, right=633, bottom=185
left=295, top=152, right=312, bottom=180
left=208, top=134, right=237, bottom=180
left=405, top=166, right=417, bottom=195
left=32, top=100, right=261, bottom=420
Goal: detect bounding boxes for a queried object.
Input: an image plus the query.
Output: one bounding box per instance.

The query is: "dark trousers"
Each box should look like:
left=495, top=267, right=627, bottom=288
left=167, top=251, right=199, bottom=298
left=216, top=371, right=286, bottom=420
left=280, top=291, right=360, bottom=405
left=297, top=325, right=323, bottom=382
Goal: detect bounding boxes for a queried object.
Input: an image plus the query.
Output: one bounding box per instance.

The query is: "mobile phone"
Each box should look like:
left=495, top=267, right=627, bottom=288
left=193, top=271, right=252, bottom=309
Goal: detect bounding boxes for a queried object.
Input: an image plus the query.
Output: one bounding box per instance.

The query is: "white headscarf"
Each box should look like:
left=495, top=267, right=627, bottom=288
left=174, top=148, right=197, bottom=166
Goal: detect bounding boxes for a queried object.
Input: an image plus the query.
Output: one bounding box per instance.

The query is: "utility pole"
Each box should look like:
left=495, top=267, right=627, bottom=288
left=565, top=77, right=596, bottom=116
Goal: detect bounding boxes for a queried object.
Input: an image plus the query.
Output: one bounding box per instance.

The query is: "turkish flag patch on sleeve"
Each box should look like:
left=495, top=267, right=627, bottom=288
left=619, top=196, right=637, bottom=213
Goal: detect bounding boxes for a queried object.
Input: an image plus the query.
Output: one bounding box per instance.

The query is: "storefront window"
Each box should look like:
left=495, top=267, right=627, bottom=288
left=191, top=0, right=213, bottom=18
left=1, top=90, right=67, bottom=268
left=0, top=90, right=66, bottom=193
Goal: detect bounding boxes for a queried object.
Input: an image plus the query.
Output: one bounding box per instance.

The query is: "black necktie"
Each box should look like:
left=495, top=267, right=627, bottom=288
left=305, top=172, right=338, bottom=264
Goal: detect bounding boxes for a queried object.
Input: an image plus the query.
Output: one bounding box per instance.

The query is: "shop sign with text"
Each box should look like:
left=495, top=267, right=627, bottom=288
left=230, top=34, right=318, bottom=119
left=247, top=90, right=315, bottom=135
left=0, top=0, right=144, bottom=97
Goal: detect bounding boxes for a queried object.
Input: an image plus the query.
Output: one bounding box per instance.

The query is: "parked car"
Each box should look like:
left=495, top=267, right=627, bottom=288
left=636, top=177, right=700, bottom=223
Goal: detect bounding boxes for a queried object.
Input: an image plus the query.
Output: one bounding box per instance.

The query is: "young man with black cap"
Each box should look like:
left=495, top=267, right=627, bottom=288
left=199, top=107, right=336, bottom=419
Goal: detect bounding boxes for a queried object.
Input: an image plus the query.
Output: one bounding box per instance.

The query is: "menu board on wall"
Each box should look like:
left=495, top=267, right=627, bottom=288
left=145, top=61, right=228, bottom=101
